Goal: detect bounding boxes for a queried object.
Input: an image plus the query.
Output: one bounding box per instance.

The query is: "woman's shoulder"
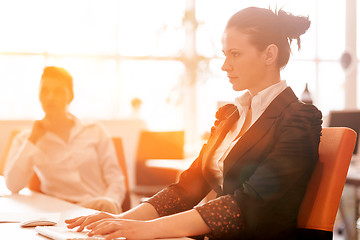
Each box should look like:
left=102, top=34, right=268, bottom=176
left=289, top=101, right=322, bottom=117
left=282, top=101, right=323, bottom=127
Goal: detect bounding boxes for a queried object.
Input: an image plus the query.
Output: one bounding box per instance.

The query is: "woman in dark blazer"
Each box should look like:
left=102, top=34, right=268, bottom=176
left=66, top=7, right=322, bottom=240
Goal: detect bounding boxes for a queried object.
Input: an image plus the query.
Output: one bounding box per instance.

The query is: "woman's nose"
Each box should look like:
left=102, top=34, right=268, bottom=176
left=44, top=91, right=56, bottom=101
left=46, top=93, right=53, bottom=100
left=221, top=58, right=231, bottom=72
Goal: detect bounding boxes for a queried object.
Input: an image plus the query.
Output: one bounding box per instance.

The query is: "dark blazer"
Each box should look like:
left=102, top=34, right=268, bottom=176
left=147, top=87, right=322, bottom=240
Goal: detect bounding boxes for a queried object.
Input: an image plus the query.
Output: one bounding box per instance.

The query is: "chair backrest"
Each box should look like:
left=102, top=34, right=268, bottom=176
left=297, top=127, right=357, bottom=233
left=112, top=137, right=131, bottom=211
left=136, top=130, right=185, bottom=161
left=0, top=129, right=22, bottom=175
left=0, top=129, right=43, bottom=192
left=135, top=130, right=185, bottom=190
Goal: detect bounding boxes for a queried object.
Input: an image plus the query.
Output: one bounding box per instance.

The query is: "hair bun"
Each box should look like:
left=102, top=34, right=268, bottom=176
left=277, top=9, right=311, bottom=50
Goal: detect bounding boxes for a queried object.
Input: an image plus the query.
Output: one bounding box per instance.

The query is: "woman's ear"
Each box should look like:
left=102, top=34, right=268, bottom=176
left=263, top=44, right=278, bottom=65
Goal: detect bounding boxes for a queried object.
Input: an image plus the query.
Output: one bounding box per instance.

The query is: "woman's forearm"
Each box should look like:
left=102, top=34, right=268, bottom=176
left=150, top=209, right=210, bottom=238
left=119, top=202, right=160, bottom=220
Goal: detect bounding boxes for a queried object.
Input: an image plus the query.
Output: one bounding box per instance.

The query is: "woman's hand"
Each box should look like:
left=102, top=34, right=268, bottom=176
left=28, top=119, right=50, bottom=143
left=66, top=203, right=160, bottom=234
left=65, top=212, right=116, bottom=232
left=87, top=219, right=156, bottom=240
left=66, top=208, right=209, bottom=239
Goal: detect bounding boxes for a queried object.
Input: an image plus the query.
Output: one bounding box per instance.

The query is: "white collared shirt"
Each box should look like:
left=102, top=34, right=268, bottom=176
left=208, top=80, right=288, bottom=186
left=4, top=117, right=126, bottom=206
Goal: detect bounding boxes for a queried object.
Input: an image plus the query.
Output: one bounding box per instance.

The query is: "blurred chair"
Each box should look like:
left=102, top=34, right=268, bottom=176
left=0, top=129, right=41, bottom=192
left=28, top=172, right=42, bottom=192
left=296, top=127, right=356, bottom=239
left=133, top=130, right=185, bottom=197
left=112, top=137, right=131, bottom=212
left=0, top=129, right=22, bottom=175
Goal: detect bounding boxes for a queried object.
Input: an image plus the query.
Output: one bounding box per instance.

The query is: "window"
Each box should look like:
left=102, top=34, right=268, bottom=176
left=0, top=0, right=355, bottom=146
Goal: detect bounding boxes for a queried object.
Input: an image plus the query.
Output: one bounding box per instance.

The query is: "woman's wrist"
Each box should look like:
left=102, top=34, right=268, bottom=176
left=149, top=217, right=180, bottom=239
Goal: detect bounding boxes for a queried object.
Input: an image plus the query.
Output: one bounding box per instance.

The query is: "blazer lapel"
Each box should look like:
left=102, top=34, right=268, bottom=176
left=222, top=87, right=299, bottom=177
left=202, top=109, right=239, bottom=170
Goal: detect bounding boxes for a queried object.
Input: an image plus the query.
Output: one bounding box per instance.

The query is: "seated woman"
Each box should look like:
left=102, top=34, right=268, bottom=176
left=4, top=66, right=126, bottom=214
left=66, top=6, right=322, bottom=240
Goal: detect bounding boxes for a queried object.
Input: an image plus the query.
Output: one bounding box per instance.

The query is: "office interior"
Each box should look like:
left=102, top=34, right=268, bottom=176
left=0, top=0, right=359, bottom=238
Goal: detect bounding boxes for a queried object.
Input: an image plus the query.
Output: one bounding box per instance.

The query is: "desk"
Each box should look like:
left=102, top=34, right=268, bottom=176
left=0, top=176, right=191, bottom=240
left=145, top=158, right=194, bottom=171
left=0, top=177, right=96, bottom=239
left=342, top=164, right=360, bottom=240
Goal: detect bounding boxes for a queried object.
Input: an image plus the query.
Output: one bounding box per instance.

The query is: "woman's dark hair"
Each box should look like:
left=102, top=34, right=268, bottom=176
left=41, top=66, right=74, bottom=101
left=226, top=7, right=310, bottom=69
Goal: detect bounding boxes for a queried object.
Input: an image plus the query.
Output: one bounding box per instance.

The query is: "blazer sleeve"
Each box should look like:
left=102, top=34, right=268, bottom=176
left=146, top=104, right=238, bottom=216
left=146, top=144, right=212, bottom=216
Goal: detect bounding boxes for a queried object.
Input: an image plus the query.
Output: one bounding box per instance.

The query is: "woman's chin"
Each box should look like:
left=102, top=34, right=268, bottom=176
left=232, top=85, right=245, bottom=92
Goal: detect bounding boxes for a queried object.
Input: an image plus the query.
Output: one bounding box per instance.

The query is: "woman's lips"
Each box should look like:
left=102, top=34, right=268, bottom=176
left=228, top=76, right=238, bottom=82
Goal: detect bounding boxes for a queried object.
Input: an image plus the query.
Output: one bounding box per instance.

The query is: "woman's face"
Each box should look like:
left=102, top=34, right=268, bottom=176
left=39, top=77, right=72, bottom=116
left=221, top=27, right=268, bottom=93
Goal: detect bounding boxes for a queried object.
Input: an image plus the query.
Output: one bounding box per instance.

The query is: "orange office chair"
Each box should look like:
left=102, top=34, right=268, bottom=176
left=0, top=129, right=22, bottom=175
left=134, top=130, right=185, bottom=197
left=296, top=127, right=357, bottom=239
left=28, top=172, right=42, bottom=192
left=112, top=137, right=131, bottom=212
left=0, top=129, right=42, bottom=192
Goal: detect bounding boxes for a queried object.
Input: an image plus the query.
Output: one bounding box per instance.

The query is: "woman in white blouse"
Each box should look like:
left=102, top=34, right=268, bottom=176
left=4, top=66, right=126, bottom=214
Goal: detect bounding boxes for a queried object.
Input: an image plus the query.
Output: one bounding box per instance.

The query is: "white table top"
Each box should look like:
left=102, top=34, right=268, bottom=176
left=145, top=158, right=194, bottom=171
left=0, top=176, right=191, bottom=240
left=0, top=176, right=96, bottom=239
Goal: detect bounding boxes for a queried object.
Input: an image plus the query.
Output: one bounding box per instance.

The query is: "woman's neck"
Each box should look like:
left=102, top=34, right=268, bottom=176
left=44, top=112, right=73, bottom=127
left=249, top=69, right=281, bottom=95
left=44, top=113, right=74, bottom=142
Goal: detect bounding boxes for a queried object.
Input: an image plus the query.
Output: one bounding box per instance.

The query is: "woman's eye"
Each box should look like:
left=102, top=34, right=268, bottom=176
left=232, top=52, right=240, bottom=57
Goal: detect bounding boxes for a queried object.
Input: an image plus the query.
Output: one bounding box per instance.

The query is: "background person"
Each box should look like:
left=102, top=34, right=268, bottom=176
left=66, top=7, right=322, bottom=240
left=5, top=66, right=126, bottom=214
